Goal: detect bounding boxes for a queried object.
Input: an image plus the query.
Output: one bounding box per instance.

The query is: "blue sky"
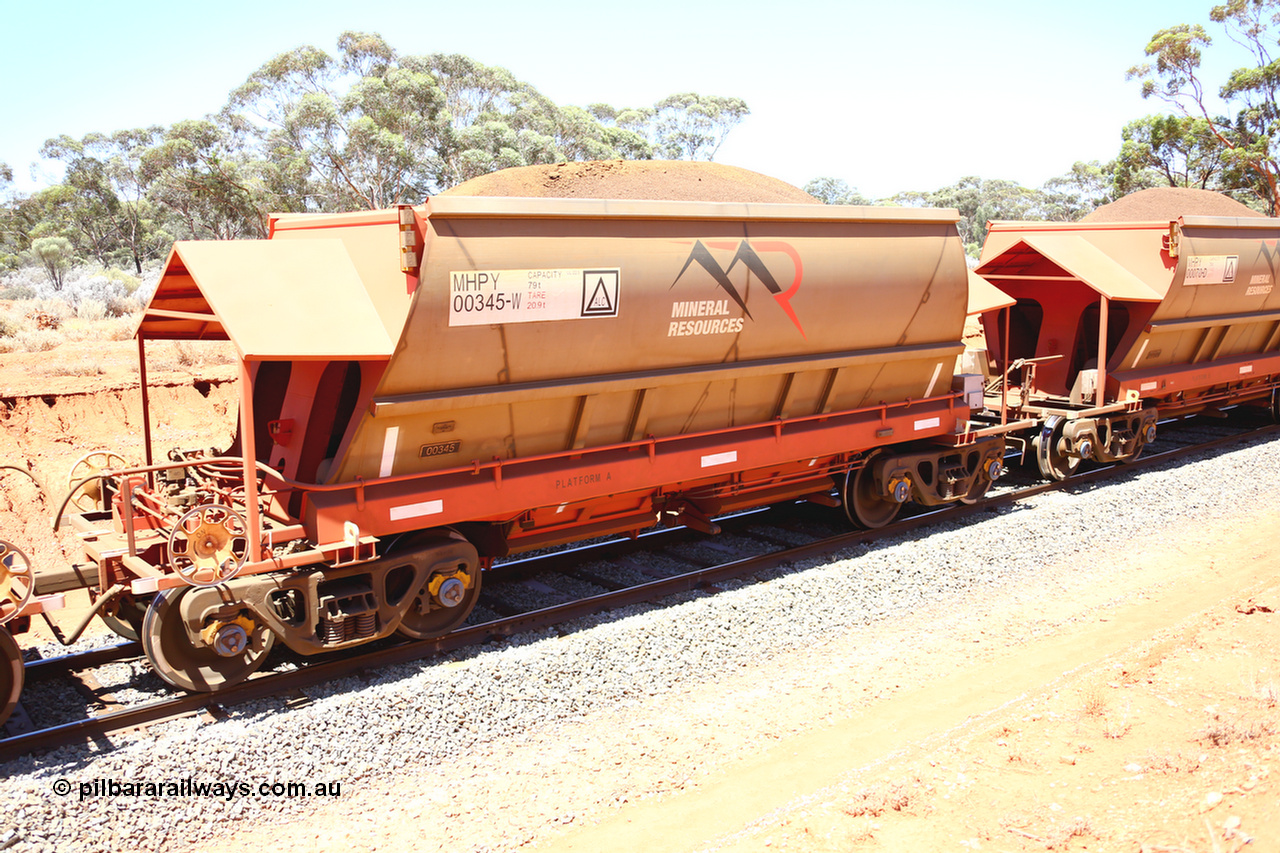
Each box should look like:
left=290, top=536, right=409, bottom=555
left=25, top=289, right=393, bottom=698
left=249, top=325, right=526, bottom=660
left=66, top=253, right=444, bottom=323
left=0, top=0, right=1244, bottom=198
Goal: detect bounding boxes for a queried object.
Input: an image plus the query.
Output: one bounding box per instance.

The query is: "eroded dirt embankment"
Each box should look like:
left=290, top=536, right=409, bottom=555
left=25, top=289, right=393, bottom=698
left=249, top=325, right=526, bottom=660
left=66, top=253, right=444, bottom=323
left=0, top=378, right=239, bottom=585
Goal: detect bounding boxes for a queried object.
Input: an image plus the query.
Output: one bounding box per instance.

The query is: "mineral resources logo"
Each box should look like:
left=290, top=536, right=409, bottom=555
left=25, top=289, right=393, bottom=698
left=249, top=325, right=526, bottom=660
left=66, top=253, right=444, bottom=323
left=668, top=240, right=805, bottom=338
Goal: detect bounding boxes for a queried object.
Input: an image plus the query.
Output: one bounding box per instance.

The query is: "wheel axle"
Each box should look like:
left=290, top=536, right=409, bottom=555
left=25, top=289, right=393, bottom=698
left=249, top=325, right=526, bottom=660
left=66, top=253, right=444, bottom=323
left=142, top=589, right=273, bottom=692
left=200, top=616, right=255, bottom=658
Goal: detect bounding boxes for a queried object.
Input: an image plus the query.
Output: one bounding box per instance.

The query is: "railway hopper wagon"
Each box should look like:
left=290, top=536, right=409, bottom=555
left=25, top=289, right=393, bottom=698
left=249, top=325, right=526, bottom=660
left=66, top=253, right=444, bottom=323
left=31, top=197, right=1005, bottom=693
left=974, top=215, right=1280, bottom=479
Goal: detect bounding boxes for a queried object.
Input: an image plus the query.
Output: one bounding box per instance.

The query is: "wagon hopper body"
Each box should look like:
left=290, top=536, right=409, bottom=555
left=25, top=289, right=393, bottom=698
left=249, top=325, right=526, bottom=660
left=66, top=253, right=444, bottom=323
left=36, top=197, right=1005, bottom=692
left=975, top=216, right=1280, bottom=478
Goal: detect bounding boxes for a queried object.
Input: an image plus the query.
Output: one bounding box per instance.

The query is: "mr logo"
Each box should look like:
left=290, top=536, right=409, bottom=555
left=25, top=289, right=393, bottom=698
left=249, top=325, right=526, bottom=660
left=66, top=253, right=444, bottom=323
left=581, top=270, right=620, bottom=317
left=670, top=240, right=805, bottom=338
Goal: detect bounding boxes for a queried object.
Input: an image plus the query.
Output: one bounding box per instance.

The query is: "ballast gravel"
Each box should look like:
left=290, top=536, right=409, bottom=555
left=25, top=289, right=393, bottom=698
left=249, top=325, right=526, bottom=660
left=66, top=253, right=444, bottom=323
left=1, top=433, right=1278, bottom=852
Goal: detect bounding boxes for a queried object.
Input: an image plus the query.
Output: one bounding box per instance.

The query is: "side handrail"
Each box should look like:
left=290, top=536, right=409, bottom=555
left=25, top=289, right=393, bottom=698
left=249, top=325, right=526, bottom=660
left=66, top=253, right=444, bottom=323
left=51, top=389, right=972, bottom=530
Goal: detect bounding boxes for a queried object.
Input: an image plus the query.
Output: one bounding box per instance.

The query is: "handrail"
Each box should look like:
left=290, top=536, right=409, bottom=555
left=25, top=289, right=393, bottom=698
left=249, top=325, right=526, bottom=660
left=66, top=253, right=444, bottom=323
left=51, top=389, right=968, bottom=531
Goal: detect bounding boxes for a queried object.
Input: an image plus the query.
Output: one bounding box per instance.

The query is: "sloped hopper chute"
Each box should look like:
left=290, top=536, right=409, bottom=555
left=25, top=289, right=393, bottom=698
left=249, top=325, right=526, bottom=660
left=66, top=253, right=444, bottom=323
left=966, top=269, right=1015, bottom=315
left=137, top=240, right=395, bottom=358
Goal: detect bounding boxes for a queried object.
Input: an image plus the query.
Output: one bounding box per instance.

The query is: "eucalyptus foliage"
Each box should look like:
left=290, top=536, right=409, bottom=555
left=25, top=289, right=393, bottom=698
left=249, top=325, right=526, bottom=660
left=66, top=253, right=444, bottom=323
left=1128, top=0, right=1280, bottom=212
left=810, top=167, right=1117, bottom=258
left=0, top=31, right=751, bottom=283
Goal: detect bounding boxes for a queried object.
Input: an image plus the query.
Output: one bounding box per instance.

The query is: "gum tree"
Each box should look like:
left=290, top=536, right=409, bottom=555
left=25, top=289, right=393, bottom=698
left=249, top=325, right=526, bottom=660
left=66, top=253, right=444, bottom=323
left=143, top=119, right=273, bottom=240
left=38, top=128, right=174, bottom=273
left=27, top=236, right=74, bottom=290
left=1114, top=114, right=1228, bottom=194
left=0, top=162, right=17, bottom=270
left=803, top=177, right=873, bottom=206
left=1128, top=1, right=1280, bottom=213
left=226, top=34, right=661, bottom=205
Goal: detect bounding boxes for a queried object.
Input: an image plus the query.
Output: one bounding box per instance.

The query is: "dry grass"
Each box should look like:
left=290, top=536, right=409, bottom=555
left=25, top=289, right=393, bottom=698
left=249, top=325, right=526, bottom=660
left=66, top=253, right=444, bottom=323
left=829, top=819, right=879, bottom=849
left=840, top=777, right=921, bottom=818
left=1002, top=814, right=1097, bottom=850
left=0, top=329, right=61, bottom=352
left=1198, top=717, right=1274, bottom=747
left=1045, top=816, right=1097, bottom=850
left=147, top=341, right=236, bottom=373
left=0, top=313, right=20, bottom=338
left=1075, top=683, right=1134, bottom=739
left=1248, top=674, right=1278, bottom=708
left=0, top=300, right=137, bottom=353
left=1140, top=750, right=1202, bottom=774
left=1078, top=685, right=1109, bottom=718
left=0, top=281, right=147, bottom=354
left=59, top=316, right=135, bottom=343
left=35, top=362, right=106, bottom=378
left=175, top=341, right=199, bottom=367
left=1102, top=717, right=1133, bottom=739
left=1006, top=748, right=1031, bottom=765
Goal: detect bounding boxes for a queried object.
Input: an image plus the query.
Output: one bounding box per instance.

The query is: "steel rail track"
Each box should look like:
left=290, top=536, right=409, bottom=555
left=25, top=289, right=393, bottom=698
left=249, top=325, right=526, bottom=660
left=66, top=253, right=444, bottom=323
left=20, top=642, right=142, bottom=683
left=3, top=419, right=1276, bottom=763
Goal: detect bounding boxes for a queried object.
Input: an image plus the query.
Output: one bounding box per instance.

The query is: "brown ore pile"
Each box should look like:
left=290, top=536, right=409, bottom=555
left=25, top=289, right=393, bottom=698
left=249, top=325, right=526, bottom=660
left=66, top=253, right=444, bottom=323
left=438, top=160, right=820, bottom=203
left=1082, top=186, right=1265, bottom=222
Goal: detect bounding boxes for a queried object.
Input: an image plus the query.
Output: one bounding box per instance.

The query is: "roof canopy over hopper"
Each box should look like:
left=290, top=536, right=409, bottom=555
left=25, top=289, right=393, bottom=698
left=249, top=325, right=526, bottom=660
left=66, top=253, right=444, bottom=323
left=137, top=239, right=397, bottom=360
left=976, top=227, right=1166, bottom=303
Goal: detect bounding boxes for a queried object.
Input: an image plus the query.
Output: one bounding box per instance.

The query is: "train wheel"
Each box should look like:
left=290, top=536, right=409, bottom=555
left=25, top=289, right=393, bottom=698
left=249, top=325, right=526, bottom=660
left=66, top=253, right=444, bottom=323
left=0, top=540, right=34, bottom=625
left=1032, top=418, right=1080, bottom=482
left=396, top=539, right=482, bottom=640
left=141, top=588, right=274, bottom=692
left=842, top=453, right=903, bottom=529
left=67, top=449, right=129, bottom=513
left=0, top=628, right=22, bottom=727
left=1271, top=388, right=1280, bottom=423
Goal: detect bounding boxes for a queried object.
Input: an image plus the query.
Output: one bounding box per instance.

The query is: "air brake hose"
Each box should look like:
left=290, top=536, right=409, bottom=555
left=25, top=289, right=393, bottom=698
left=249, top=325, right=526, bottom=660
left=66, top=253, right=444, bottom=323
left=40, top=584, right=127, bottom=646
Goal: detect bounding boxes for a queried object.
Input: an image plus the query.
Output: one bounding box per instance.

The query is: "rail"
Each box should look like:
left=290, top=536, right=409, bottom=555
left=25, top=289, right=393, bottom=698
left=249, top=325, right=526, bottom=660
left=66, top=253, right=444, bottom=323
left=3, top=417, right=1274, bottom=763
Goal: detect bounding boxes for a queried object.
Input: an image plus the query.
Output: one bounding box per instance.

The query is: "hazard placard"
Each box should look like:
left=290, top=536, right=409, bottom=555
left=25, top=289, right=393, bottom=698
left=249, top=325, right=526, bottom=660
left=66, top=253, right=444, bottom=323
left=448, top=268, right=621, bottom=326
left=581, top=270, right=619, bottom=316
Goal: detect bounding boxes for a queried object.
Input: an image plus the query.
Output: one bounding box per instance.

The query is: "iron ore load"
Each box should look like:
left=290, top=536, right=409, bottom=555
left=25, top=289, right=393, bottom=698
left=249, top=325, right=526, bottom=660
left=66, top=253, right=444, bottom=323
left=972, top=192, right=1280, bottom=479
left=14, top=191, right=1003, bottom=707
